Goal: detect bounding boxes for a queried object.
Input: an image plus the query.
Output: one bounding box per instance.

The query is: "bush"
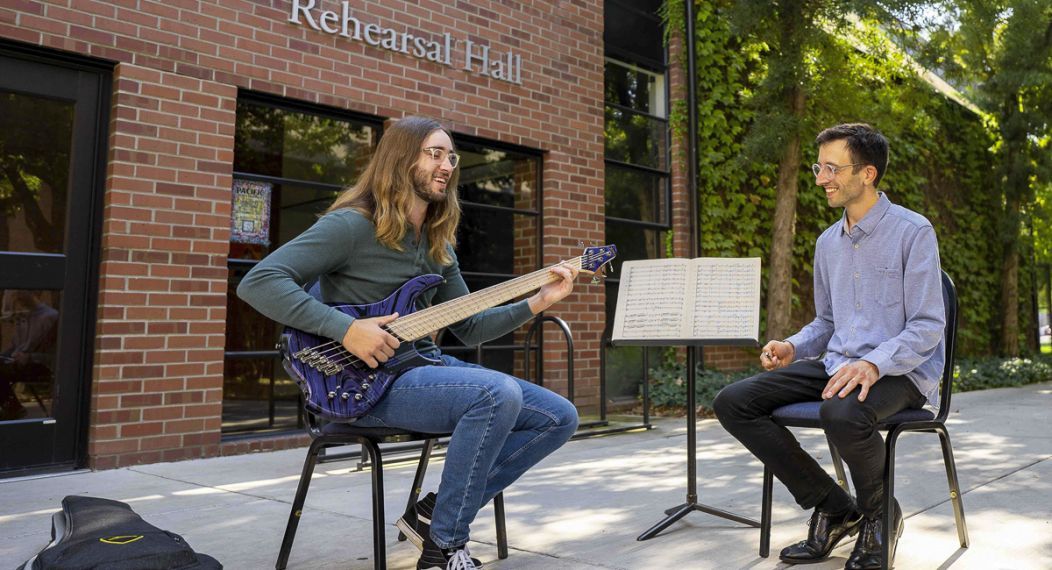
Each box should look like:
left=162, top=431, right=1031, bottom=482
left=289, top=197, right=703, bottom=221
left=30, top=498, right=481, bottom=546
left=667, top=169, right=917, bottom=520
left=643, top=361, right=759, bottom=416
left=643, top=355, right=1052, bottom=416
left=953, top=356, right=1052, bottom=393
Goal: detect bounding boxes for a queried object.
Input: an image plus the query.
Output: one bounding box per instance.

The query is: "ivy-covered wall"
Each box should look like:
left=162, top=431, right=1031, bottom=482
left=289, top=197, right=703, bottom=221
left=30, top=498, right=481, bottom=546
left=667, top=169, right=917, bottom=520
left=667, top=0, right=1026, bottom=357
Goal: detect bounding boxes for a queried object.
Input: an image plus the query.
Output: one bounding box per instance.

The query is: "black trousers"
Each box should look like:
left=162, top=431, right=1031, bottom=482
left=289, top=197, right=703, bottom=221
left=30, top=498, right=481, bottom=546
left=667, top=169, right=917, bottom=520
left=713, top=359, right=925, bottom=517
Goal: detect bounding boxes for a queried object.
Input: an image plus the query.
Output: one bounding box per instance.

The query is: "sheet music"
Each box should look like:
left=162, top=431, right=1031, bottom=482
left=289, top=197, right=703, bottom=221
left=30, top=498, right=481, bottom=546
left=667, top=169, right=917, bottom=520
left=612, top=257, right=760, bottom=343
left=611, top=259, right=692, bottom=340
left=691, top=258, right=760, bottom=340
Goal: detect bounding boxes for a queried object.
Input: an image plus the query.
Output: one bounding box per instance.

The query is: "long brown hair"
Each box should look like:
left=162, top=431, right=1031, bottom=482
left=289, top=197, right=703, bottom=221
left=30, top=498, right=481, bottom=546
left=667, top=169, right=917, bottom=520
left=325, top=116, right=461, bottom=265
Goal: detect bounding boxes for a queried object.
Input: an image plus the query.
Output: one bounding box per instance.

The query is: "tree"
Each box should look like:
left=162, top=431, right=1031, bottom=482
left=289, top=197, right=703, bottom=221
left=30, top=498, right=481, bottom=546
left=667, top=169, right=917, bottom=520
left=726, top=0, right=926, bottom=340
left=905, top=0, right=1052, bottom=355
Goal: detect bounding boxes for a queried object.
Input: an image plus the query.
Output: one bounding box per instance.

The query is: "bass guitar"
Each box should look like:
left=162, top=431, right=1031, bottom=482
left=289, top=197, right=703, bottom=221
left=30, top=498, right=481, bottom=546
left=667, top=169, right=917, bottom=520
left=278, top=245, right=617, bottom=420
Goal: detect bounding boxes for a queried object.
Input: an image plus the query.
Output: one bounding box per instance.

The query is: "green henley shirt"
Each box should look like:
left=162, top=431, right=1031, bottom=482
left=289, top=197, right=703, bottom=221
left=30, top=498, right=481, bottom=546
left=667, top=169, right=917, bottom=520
left=237, top=208, right=535, bottom=355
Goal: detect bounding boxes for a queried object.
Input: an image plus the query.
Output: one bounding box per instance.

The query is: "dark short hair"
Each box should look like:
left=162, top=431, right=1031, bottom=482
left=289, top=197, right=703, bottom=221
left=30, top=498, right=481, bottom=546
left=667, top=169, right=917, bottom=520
left=815, top=123, right=889, bottom=187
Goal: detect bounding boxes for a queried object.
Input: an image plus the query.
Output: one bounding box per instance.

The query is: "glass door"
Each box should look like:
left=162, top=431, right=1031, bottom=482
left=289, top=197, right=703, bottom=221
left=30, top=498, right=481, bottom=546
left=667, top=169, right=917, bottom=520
left=0, top=48, right=108, bottom=476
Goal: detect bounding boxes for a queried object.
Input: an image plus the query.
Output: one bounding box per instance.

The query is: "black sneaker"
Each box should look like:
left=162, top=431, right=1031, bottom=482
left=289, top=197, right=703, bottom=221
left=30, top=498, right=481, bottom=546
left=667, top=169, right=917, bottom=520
left=416, top=541, right=479, bottom=570
left=397, top=492, right=437, bottom=551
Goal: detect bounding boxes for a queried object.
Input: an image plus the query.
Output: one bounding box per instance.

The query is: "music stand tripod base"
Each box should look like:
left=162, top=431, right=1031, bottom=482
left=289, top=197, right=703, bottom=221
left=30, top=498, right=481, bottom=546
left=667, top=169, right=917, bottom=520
left=632, top=345, right=760, bottom=541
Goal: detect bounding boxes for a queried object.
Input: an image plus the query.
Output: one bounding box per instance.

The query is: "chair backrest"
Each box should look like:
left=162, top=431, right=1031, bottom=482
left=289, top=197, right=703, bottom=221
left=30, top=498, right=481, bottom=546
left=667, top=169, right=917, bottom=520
left=936, top=271, right=959, bottom=422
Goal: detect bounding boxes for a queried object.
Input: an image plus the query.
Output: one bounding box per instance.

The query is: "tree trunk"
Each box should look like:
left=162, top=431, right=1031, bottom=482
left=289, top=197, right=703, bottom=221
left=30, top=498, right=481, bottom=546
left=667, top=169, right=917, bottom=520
left=999, top=231, right=1019, bottom=356
left=765, top=85, right=805, bottom=341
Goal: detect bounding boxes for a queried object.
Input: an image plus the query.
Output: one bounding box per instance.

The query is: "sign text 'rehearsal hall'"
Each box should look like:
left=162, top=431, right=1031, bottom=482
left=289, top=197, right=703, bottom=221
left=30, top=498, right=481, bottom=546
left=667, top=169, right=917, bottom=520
left=289, top=1, right=522, bottom=85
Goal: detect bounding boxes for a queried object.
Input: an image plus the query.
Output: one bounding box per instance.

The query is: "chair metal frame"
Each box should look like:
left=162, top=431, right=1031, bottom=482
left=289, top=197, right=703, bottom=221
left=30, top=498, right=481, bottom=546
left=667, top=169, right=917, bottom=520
left=275, top=414, right=508, bottom=569
left=275, top=280, right=510, bottom=569
left=758, top=271, right=969, bottom=569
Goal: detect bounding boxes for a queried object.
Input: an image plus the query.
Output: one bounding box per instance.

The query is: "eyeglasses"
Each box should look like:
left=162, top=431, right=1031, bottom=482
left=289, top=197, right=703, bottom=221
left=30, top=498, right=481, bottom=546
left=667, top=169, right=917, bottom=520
left=422, top=147, right=460, bottom=168
left=812, top=162, right=861, bottom=178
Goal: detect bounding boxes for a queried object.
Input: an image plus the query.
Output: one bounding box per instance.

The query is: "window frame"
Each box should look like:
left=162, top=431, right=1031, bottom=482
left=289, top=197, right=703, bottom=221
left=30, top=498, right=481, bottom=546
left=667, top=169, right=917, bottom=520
left=222, top=92, right=383, bottom=437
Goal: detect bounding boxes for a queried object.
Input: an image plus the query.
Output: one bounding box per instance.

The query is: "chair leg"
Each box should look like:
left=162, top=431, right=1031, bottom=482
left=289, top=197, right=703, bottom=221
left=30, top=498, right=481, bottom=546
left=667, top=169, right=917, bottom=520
left=881, top=427, right=902, bottom=570
left=399, top=439, right=437, bottom=542
left=276, top=438, right=326, bottom=570
left=826, top=437, right=851, bottom=494
left=494, top=492, right=508, bottom=560
left=759, top=465, right=773, bottom=558
left=936, top=426, right=969, bottom=547
left=361, top=438, right=387, bottom=570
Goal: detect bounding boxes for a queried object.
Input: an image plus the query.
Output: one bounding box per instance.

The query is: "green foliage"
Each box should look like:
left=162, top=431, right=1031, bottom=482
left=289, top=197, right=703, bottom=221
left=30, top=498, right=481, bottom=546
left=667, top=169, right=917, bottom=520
left=642, top=360, right=760, bottom=414
left=641, top=355, right=1052, bottom=415
left=953, top=356, right=1052, bottom=392
left=668, top=1, right=1016, bottom=355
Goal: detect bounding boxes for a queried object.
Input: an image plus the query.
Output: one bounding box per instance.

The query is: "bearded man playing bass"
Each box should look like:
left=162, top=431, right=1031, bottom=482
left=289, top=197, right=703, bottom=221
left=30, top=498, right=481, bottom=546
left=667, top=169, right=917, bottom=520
left=238, top=116, right=580, bottom=570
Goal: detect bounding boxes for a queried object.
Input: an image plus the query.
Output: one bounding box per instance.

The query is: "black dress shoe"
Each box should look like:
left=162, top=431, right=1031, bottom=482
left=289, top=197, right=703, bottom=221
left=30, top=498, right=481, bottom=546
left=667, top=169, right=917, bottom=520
left=779, top=506, right=863, bottom=564
left=846, top=500, right=904, bottom=570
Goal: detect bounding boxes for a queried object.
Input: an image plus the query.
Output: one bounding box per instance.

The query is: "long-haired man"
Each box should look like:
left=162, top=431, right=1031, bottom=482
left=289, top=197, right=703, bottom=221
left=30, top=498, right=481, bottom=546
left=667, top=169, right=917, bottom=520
left=239, top=116, right=580, bottom=569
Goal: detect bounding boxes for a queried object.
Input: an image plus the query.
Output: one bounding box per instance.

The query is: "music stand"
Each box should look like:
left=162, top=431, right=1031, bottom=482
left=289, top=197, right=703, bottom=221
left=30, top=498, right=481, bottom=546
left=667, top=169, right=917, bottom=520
left=612, top=339, right=760, bottom=540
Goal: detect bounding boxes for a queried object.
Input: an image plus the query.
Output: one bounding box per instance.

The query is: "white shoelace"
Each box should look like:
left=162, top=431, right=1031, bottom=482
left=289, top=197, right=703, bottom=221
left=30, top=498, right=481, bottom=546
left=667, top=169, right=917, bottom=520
left=445, top=548, right=477, bottom=570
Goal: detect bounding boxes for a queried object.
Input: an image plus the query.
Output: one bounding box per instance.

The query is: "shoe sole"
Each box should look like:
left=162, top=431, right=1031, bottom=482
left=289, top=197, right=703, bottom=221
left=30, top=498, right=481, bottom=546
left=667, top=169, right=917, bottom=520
left=396, top=517, right=425, bottom=551
left=778, top=523, right=862, bottom=564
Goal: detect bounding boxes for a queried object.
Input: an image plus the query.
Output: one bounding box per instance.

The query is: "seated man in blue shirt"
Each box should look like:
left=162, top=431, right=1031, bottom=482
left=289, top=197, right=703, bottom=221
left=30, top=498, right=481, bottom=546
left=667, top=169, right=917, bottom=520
left=714, top=123, right=945, bottom=570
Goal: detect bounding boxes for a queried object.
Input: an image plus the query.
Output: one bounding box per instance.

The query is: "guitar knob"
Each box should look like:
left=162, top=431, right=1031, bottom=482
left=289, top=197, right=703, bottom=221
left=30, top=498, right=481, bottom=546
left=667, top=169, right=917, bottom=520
left=341, top=392, right=350, bottom=400
left=361, top=383, right=370, bottom=390
left=327, top=391, right=336, bottom=399
left=354, top=393, right=364, bottom=401
left=368, top=374, right=376, bottom=380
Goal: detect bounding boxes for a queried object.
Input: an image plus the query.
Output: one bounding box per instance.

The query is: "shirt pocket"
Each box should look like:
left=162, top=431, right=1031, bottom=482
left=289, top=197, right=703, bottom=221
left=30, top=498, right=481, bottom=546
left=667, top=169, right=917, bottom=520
left=874, top=267, right=903, bottom=308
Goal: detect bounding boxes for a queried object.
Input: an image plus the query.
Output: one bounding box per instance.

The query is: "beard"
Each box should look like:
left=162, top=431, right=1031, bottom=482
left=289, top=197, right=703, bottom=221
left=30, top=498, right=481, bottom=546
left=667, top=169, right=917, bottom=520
left=412, top=168, right=447, bottom=204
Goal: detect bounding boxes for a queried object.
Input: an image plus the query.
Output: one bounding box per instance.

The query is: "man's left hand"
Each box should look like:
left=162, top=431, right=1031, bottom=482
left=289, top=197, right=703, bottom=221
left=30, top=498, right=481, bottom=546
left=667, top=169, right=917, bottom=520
left=823, top=360, right=880, bottom=402
left=528, top=262, right=578, bottom=314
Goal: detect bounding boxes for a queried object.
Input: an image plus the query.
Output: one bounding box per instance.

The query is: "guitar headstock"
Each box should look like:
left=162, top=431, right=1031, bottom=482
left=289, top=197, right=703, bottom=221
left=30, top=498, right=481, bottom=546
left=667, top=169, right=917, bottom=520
left=581, top=245, right=617, bottom=280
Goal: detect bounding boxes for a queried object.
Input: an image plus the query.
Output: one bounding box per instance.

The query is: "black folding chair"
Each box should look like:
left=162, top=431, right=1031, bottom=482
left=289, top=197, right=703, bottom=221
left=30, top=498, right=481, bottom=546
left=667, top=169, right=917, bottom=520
left=758, top=271, right=969, bottom=569
left=275, top=416, right=508, bottom=569
left=275, top=281, right=509, bottom=569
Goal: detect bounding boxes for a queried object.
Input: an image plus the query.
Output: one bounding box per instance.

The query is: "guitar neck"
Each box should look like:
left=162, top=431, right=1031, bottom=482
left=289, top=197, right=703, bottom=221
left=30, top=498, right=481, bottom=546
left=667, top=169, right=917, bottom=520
left=386, top=256, right=584, bottom=342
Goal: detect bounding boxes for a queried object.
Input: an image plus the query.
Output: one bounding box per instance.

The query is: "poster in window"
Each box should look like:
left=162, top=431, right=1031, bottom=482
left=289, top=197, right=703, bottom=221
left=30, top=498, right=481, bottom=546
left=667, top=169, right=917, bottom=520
left=231, top=179, right=271, bottom=245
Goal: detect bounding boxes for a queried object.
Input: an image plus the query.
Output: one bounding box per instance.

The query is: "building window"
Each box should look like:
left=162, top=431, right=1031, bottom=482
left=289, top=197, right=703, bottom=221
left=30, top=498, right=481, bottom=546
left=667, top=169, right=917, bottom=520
left=603, top=54, right=670, bottom=404
left=439, top=137, right=542, bottom=374
left=223, top=94, right=380, bottom=436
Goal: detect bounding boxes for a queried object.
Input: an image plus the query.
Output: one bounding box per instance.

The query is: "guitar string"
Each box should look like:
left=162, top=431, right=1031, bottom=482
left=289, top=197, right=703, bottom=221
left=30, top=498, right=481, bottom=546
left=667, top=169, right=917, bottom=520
left=294, top=252, right=610, bottom=370
left=320, top=256, right=586, bottom=369
left=309, top=253, right=607, bottom=370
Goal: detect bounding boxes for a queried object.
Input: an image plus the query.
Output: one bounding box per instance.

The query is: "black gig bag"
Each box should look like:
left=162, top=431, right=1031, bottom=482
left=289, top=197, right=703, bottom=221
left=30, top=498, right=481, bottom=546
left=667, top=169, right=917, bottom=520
left=18, top=495, right=221, bottom=570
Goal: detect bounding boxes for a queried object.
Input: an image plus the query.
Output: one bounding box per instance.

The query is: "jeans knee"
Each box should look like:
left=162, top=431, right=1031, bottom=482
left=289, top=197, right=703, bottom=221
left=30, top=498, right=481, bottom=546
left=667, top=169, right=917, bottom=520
left=552, top=396, right=579, bottom=433
left=481, top=376, right=523, bottom=418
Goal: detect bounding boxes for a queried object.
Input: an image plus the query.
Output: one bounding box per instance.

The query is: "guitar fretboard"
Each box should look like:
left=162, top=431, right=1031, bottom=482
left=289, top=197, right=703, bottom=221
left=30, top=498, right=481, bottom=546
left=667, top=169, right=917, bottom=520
left=384, top=256, right=585, bottom=342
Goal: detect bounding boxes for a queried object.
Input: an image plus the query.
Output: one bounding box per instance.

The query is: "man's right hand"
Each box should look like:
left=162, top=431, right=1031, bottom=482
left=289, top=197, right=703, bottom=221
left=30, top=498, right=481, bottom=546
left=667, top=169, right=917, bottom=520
left=760, top=340, right=795, bottom=371
left=342, top=314, right=401, bottom=368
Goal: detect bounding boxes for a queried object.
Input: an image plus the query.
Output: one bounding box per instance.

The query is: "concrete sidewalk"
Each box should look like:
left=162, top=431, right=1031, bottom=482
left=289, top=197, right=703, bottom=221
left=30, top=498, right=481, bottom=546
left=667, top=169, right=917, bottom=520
left=2, top=383, right=1050, bottom=570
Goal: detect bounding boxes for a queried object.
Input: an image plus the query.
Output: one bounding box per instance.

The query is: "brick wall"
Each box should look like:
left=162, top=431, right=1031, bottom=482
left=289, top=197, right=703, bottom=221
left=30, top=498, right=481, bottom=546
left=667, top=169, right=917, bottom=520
left=91, top=64, right=236, bottom=469
left=3, top=0, right=606, bottom=467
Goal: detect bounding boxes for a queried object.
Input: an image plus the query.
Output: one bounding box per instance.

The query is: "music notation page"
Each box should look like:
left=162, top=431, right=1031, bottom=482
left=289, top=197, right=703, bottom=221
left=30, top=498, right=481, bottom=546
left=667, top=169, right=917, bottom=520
left=612, top=257, right=760, bottom=343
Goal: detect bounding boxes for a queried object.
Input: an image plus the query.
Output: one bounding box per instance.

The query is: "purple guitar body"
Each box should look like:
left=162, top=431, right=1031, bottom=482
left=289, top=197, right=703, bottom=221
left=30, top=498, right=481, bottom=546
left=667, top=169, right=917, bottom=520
left=278, top=274, right=444, bottom=421
left=277, top=245, right=617, bottom=421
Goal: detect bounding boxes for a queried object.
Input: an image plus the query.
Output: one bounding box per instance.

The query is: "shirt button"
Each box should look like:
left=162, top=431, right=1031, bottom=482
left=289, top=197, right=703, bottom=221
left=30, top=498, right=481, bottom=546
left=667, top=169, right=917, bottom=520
left=856, top=302, right=862, bottom=309
left=845, top=351, right=851, bottom=357
left=854, top=272, right=859, bottom=279
left=853, top=243, right=860, bottom=249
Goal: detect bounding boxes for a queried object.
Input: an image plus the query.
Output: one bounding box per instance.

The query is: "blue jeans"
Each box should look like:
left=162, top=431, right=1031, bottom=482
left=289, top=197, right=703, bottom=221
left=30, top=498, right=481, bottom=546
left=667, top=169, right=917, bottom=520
left=353, top=354, right=579, bottom=549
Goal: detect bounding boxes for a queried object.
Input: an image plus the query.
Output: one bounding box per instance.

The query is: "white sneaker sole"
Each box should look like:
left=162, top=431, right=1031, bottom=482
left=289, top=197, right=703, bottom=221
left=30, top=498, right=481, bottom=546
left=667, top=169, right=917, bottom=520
left=396, top=516, right=425, bottom=551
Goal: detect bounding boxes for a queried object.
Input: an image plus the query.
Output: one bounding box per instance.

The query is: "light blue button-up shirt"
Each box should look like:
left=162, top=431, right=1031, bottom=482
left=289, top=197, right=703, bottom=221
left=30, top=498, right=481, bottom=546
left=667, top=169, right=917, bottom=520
left=786, top=193, right=945, bottom=405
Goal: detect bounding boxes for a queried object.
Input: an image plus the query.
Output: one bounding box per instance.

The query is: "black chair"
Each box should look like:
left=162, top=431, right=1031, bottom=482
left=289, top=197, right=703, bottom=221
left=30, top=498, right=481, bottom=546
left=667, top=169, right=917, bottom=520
left=275, top=416, right=508, bottom=570
left=758, top=271, right=969, bottom=569
left=275, top=281, right=510, bottom=569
